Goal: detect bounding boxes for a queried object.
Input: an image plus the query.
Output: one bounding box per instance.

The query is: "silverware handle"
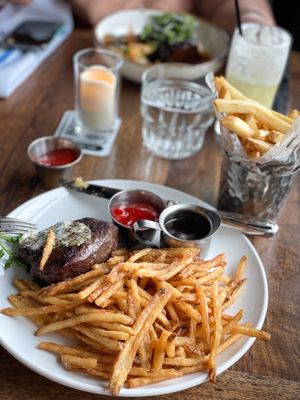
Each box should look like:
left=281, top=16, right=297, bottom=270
left=218, top=210, right=279, bottom=236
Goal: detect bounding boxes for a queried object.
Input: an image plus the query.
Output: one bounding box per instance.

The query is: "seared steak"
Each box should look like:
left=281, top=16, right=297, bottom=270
left=18, top=218, right=119, bottom=284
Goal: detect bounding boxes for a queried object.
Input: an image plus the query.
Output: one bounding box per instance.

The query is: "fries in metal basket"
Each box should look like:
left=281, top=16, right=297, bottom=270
left=214, top=76, right=298, bottom=158
left=1, top=247, right=270, bottom=395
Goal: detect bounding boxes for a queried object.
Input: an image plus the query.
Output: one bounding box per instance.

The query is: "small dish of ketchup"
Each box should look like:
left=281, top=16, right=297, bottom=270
left=108, top=189, right=166, bottom=235
left=111, top=203, right=159, bottom=227
left=28, top=136, right=82, bottom=189
left=37, top=148, right=78, bottom=167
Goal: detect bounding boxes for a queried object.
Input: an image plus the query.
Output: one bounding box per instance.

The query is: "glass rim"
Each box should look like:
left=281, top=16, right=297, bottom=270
left=142, top=62, right=213, bottom=85
left=233, top=23, right=292, bottom=49
left=73, top=47, right=123, bottom=71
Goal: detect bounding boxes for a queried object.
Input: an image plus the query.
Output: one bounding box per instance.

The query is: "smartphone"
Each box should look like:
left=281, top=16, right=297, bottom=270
left=3, top=20, right=62, bottom=51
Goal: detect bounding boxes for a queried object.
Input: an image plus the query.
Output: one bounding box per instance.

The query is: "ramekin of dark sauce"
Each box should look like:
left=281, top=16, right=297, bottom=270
left=28, top=136, right=82, bottom=189
left=133, top=203, right=221, bottom=258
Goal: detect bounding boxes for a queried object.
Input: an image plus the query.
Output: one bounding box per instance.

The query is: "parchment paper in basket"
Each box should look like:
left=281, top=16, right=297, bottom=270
left=205, top=72, right=300, bottom=177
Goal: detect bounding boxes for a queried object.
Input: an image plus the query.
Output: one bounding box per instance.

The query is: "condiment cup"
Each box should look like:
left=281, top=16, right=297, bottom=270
left=108, top=189, right=166, bottom=244
left=133, top=203, right=221, bottom=258
left=27, top=136, right=82, bottom=190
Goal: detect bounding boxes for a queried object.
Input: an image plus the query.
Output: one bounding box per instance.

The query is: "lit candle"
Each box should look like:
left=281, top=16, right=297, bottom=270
left=79, top=65, right=116, bottom=131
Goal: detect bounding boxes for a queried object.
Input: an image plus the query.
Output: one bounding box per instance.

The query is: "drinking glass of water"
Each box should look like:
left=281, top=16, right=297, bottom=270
left=141, top=64, right=214, bottom=160
left=225, top=24, right=291, bottom=108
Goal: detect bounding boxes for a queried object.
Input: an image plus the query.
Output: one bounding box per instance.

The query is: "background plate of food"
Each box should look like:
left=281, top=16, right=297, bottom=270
left=0, top=179, right=268, bottom=396
left=94, top=10, right=229, bottom=83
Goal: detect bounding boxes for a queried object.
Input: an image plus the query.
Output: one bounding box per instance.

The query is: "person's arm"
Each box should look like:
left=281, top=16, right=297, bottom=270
left=69, top=0, right=193, bottom=26
left=196, top=0, right=275, bottom=34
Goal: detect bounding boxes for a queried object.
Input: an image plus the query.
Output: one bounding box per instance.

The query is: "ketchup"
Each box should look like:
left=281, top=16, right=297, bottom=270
left=37, top=148, right=78, bottom=166
left=111, top=203, right=159, bottom=227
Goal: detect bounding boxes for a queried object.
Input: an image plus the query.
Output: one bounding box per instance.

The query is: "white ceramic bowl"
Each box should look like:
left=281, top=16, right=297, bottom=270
left=94, top=9, right=229, bottom=83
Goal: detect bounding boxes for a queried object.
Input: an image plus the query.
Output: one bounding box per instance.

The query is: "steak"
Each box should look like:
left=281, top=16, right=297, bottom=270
left=18, top=218, right=119, bottom=285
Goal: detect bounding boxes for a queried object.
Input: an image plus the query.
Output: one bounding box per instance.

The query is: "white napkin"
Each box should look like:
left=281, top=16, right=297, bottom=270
left=0, top=0, right=73, bottom=98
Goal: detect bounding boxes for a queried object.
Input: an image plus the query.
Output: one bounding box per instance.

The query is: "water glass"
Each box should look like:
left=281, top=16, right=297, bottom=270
left=225, top=23, right=291, bottom=108
left=73, top=48, right=123, bottom=138
left=141, top=64, right=214, bottom=159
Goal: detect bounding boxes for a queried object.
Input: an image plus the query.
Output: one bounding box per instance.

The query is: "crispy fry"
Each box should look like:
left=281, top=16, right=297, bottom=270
left=36, top=310, right=133, bottom=336
left=243, top=114, right=259, bottom=131
left=208, top=281, right=222, bottom=382
left=218, top=86, right=231, bottom=100
left=215, top=99, right=291, bottom=133
left=195, top=285, right=210, bottom=352
left=61, top=354, right=97, bottom=369
left=214, top=76, right=294, bottom=124
left=221, top=115, right=255, bottom=139
left=152, top=330, right=172, bottom=369
left=1, top=249, right=271, bottom=394
left=267, top=130, right=285, bottom=144
left=233, top=255, right=247, bottom=285
left=241, top=136, right=273, bottom=154
left=232, top=325, right=271, bottom=340
left=39, top=229, right=55, bottom=271
left=38, top=265, right=108, bottom=297
left=109, top=288, right=172, bottom=395
left=287, top=109, right=300, bottom=120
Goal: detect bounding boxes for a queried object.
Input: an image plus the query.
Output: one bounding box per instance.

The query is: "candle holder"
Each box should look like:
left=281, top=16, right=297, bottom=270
left=73, top=48, right=123, bottom=139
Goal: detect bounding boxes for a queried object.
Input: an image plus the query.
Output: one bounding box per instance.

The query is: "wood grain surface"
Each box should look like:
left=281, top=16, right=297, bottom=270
left=0, top=28, right=299, bottom=400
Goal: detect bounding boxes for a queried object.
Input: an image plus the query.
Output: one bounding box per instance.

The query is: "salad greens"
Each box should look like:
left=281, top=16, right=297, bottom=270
left=0, top=234, right=25, bottom=270
left=140, top=13, right=198, bottom=46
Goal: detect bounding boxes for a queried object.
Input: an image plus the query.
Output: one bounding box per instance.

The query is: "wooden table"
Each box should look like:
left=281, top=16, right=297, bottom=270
left=0, top=28, right=299, bottom=400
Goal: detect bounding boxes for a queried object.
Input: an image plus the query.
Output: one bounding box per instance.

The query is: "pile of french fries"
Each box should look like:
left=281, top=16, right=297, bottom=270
left=214, top=76, right=299, bottom=158
left=1, top=247, right=270, bottom=395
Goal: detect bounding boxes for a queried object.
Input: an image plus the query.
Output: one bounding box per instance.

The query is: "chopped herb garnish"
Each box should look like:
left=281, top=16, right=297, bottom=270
left=140, top=13, right=198, bottom=46
left=0, top=234, right=26, bottom=270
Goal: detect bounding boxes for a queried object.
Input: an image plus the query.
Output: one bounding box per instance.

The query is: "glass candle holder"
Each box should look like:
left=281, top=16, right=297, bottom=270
left=73, top=48, right=123, bottom=138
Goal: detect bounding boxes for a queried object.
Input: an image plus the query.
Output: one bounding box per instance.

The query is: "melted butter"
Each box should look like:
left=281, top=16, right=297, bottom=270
left=19, top=221, right=92, bottom=250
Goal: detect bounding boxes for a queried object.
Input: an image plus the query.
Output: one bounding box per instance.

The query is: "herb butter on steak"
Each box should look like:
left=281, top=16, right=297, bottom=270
left=18, top=218, right=119, bottom=284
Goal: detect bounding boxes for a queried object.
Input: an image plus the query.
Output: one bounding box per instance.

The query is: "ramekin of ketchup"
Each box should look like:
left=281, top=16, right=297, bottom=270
left=28, top=136, right=82, bottom=189
left=108, top=189, right=166, bottom=232
left=111, top=203, right=159, bottom=227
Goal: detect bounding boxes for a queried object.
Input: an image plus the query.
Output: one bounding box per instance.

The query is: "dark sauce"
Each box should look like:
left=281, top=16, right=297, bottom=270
left=165, top=210, right=211, bottom=241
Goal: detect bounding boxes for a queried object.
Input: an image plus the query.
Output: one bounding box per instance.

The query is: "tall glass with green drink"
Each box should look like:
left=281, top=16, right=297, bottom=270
left=225, top=24, right=291, bottom=108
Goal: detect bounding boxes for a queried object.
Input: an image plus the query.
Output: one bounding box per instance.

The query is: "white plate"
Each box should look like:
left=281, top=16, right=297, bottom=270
left=0, top=179, right=268, bottom=397
left=94, top=10, right=229, bottom=83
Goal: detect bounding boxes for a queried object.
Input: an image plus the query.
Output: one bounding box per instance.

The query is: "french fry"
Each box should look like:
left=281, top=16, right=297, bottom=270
left=241, top=136, right=273, bottom=155
left=37, top=265, right=108, bottom=297
left=232, top=325, right=271, bottom=340
left=61, top=354, right=97, bottom=369
left=127, top=372, right=182, bottom=388
left=195, top=285, right=211, bottom=352
left=152, top=330, right=172, bottom=369
left=243, top=114, right=259, bottom=131
left=109, top=287, right=172, bottom=395
left=208, top=281, right=222, bottom=382
left=72, top=326, right=123, bottom=351
left=214, top=76, right=294, bottom=124
left=267, top=130, right=285, bottom=144
left=252, top=129, right=270, bottom=141
left=221, top=115, right=255, bottom=139
left=233, top=255, right=247, bottom=286
left=39, top=229, right=55, bottom=271
left=36, top=310, right=133, bottom=336
left=2, top=249, right=271, bottom=395
left=215, top=99, right=291, bottom=133
left=218, top=86, right=231, bottom=100
left=288, top=109, right=300, bottom=120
